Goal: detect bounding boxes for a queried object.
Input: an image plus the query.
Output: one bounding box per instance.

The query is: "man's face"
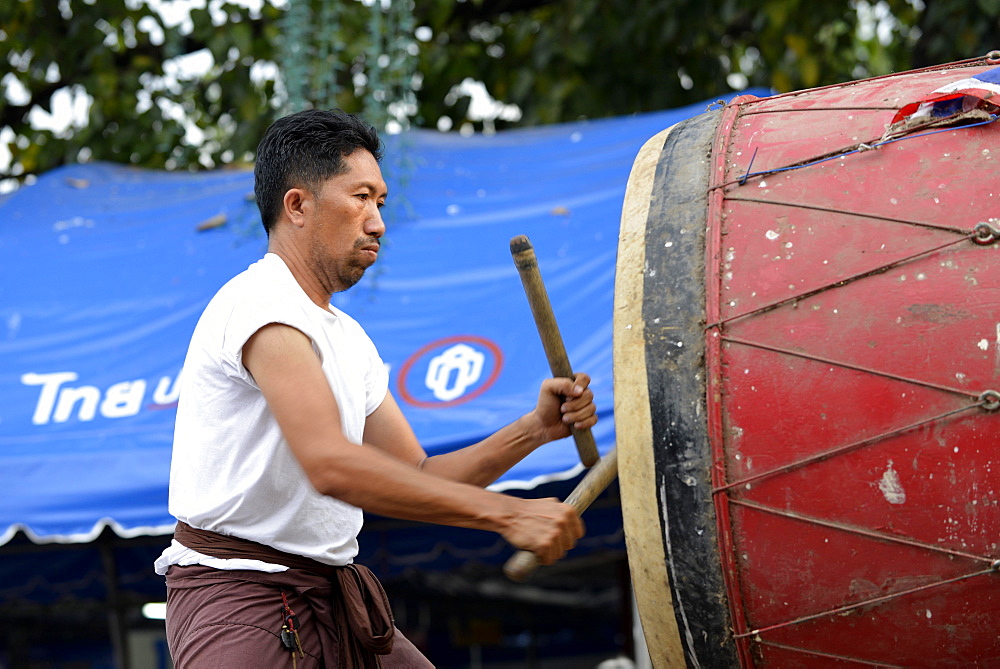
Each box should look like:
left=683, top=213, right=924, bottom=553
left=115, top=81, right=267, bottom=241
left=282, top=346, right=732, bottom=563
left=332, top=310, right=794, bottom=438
left=307, top=149, right=387, bottom=293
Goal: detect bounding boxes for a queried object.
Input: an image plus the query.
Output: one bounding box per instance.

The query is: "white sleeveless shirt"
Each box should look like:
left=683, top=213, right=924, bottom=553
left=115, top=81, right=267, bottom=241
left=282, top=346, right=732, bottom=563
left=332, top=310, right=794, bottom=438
left=155, top=253, right=388, bottom=574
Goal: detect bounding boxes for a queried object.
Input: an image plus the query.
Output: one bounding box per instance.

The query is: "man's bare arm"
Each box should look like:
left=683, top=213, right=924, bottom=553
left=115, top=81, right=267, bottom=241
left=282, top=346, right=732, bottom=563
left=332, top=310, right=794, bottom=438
left=242, top=322, right=583, bottom=564
left=364, top=376, right=597, bottom=488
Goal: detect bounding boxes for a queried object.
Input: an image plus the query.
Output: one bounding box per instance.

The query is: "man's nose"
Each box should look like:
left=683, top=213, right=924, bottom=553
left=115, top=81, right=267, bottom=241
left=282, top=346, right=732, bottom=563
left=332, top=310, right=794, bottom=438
left=366, top=205, right=385, bottom=238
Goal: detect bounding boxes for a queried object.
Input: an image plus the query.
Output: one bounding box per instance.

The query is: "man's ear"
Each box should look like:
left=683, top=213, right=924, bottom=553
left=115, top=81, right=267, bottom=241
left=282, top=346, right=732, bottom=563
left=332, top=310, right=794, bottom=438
left=282, top=188, right=310, bottom=228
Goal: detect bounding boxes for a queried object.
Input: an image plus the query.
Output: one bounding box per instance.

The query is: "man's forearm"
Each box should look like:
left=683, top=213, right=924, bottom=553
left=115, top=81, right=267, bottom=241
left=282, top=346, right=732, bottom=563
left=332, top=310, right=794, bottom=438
left=307, top=435, right=523, bottom=531
left=307, top=431, right=583, bottom=562
left=420, top=413, right=547, bottom=487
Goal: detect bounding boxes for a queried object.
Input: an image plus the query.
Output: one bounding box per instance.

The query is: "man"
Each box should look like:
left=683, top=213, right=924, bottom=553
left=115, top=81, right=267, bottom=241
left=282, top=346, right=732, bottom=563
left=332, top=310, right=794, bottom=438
left=155, top=108, right=598, bottom=667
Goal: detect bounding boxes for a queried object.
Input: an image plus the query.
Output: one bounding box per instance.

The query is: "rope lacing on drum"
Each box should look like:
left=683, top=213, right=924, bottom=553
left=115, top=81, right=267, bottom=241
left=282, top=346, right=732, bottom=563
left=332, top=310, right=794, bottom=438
left=705, top=222, right=989, bottom=330
left=728, top=498, right=996, bottom=567
left=726, top=499, right=998, bottom=641
left=734, top=113, right=999, bottom=187
left=712, top=387, right=998, bottom=649
left=706, top=68, right=1000, bottom=662
left=720, top=196, right=984, bottom=236
left=710, top=318, right=998, bottom=645
left=710, top=290, right=998, bottom=651
left=754, top=640, right=907, bottom=668
left=732, top=567, right=996, bottom=641
left=712, top=399, right=988, bottom=495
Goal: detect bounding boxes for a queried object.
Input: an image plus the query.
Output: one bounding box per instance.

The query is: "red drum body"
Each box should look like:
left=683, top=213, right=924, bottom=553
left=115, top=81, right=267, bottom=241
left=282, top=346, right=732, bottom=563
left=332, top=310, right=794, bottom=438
left=614, top=56, right=1000, bottom=667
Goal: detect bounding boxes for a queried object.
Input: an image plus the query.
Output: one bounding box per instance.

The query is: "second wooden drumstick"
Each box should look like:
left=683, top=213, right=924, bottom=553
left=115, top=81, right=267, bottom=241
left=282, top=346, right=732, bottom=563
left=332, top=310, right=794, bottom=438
left=503, top=448, right=619, bottom=582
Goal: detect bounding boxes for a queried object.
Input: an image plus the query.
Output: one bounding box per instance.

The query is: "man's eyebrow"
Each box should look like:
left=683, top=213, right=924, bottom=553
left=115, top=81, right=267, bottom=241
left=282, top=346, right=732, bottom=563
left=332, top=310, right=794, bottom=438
left=351, top=180, right=388, bottom=197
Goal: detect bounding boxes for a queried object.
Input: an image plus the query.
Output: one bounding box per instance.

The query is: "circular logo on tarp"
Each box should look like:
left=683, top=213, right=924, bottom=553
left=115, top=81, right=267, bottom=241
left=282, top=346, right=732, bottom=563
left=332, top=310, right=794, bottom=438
left=397, top=335, right=503, bottom=408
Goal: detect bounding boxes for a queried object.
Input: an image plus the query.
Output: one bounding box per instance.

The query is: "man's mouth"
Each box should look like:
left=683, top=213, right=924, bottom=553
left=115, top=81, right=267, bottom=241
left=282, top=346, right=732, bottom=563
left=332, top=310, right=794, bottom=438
left=358, top=239, right=380, bottom=261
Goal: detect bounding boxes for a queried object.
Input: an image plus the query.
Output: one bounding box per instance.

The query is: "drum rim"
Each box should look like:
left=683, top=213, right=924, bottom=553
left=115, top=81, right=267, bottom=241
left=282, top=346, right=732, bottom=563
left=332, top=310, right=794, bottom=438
left=614, top=109, right=741, bottom=668
left=613, top=125, right=685, bottom=669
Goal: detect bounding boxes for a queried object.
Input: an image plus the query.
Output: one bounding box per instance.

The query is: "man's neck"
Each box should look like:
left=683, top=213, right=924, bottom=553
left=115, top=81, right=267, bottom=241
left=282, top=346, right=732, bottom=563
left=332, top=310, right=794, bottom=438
left=266, top=242, right=333, bottom=310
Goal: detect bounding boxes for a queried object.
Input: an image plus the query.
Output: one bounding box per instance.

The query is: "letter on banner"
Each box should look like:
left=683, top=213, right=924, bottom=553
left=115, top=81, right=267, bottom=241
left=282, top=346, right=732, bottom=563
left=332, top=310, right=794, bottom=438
left=21, top=372, right=78, bottom=425
left=101, top=380, right=148, bottom=418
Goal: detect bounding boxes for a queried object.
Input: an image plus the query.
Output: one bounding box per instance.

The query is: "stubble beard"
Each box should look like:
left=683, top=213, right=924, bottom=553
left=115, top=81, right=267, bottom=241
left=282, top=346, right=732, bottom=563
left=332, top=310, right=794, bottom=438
left=310, top=235, right=375, bottom=294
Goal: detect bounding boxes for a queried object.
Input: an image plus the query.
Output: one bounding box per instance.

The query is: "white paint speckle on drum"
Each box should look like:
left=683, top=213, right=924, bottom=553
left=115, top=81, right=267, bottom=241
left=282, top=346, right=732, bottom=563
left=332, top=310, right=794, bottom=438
left=879, top=461, right=907, bottom=504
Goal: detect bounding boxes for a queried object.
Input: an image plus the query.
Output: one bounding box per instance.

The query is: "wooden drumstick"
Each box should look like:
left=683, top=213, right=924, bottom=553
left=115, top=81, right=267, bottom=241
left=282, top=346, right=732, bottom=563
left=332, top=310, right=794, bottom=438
left=504, top=448, right=619, bottom=582
left=509, top=234, right=600, bottom=468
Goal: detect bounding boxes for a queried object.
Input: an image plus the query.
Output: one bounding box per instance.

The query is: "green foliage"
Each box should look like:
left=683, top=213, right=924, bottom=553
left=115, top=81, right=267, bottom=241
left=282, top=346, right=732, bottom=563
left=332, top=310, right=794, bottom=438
left=0, top=0, right=282, bottom=186
left=1, top=0, right=996, bottom=188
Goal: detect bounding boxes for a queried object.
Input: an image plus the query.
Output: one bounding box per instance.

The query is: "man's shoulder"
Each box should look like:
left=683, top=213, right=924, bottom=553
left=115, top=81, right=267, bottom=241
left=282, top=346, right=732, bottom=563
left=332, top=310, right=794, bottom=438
left=227, top=253, right=287, bottom=289
left=188, top=257, right=288, bottom=340
left=209, top=255, right=293, bottom=307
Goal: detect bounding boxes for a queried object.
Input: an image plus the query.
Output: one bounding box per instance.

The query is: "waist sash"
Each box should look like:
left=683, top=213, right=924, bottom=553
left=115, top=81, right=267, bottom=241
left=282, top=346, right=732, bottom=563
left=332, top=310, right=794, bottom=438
left=173, top=521, right=394, bottom=664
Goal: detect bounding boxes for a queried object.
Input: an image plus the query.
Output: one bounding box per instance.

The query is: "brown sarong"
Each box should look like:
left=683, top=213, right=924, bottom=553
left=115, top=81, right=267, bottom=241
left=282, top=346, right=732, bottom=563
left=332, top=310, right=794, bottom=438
left=165, top=522, right=432, bottom=668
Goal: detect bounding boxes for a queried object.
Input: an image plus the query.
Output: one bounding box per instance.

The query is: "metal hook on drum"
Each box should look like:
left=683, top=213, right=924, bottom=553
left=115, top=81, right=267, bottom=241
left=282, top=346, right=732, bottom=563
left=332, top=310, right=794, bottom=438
left=973, top=220, right=1000, bottom=245
left=986, top=50, right=1000, bottom=64
left=979, top=390, right=1000, bottom=412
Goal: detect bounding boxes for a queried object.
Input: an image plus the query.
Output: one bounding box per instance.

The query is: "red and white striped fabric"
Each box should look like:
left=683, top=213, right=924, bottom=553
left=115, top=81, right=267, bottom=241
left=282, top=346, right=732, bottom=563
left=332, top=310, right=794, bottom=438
left=890, top=65, right=1000, bottom=125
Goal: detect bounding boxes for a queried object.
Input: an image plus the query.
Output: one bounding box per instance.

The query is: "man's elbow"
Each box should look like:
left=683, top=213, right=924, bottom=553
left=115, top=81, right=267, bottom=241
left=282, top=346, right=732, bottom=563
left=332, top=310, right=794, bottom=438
left=289, top=437, right=363, bottom=499
left=305, top=465, right=354, bottom=500
left=299, top=451, right=375, bottom=505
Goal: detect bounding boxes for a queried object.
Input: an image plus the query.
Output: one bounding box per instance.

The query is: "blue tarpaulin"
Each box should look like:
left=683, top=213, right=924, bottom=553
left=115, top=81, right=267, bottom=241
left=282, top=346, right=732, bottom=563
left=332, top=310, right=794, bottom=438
left=0, top=94, right=760, bottom=550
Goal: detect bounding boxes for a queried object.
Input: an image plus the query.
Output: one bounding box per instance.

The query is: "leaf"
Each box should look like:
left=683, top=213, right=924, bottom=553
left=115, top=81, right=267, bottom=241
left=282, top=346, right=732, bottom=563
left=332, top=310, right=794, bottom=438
left=800, top=55, right=821, bottom=88
left=230, top=20, right=253, bottom=56
left=785, top=33, right=809, bottom=57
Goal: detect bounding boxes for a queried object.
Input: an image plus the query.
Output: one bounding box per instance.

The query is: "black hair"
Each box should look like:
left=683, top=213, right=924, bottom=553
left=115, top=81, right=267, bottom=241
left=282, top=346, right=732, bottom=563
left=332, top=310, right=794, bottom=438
left=253, top=109, right=383, bottom=235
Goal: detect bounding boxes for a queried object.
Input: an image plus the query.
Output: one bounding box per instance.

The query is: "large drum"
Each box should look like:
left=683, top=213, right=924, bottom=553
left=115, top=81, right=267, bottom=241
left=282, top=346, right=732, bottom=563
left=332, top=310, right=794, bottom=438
left=614, top=54, right=1000, bottom=666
